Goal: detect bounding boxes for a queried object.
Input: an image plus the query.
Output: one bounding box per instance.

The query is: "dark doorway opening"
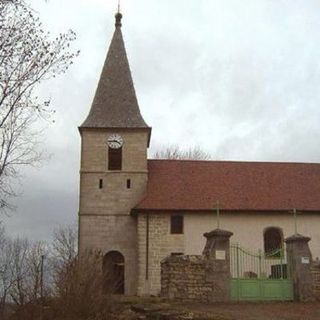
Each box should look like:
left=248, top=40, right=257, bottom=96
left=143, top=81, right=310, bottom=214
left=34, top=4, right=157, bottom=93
left=103, top=251, right=125, bottom=294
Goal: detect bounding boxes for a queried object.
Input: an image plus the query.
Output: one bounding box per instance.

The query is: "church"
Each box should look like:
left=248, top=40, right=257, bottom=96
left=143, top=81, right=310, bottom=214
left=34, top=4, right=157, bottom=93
left=78, top=12, right=320, bottom=296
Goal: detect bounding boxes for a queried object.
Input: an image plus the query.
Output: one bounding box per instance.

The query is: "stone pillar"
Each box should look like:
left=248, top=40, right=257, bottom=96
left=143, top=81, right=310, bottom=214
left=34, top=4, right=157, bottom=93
left=202, top=228, right=233, bottom=302
left=285, top=233, right=315, bottom=302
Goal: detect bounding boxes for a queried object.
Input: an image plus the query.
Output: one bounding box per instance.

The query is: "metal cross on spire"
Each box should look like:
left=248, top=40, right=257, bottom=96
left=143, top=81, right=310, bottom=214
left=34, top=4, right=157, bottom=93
left=118, top=0, right=121, bottom=13
left=115, top=0, right=123, bottom=28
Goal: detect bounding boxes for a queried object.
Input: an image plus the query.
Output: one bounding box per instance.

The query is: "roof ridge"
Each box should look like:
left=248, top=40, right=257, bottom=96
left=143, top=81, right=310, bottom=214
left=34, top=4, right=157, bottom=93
left=147, top=159, right=320, bottom=165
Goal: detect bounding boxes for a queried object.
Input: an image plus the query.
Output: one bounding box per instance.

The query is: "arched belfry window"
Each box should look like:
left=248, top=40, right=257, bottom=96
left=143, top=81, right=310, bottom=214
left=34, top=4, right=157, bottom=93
left=108, top=147, right=122, bottom=170
left=264, top=227, right=283, bottom=256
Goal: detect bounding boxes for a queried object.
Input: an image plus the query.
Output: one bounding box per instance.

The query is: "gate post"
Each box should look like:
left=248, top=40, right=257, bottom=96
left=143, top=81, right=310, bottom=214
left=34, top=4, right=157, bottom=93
left=202, top=228, right=233, bottom=302
left=285, top=233, right=315, bottom=302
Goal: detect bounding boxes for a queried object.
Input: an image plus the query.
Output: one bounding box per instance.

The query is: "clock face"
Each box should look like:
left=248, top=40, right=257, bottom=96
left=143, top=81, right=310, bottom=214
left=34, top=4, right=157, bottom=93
left=107, top=133, right=123, bottom=149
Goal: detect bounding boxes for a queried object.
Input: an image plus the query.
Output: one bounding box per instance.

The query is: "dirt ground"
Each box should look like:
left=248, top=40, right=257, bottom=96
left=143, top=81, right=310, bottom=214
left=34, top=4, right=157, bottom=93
left=120, top=297, right=320, bottom=320
left=178, top=301, right=320, bottom=320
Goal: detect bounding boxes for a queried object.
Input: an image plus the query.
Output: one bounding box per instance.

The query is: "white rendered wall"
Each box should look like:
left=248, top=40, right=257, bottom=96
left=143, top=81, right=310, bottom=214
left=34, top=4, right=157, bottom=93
left=184, top=212, right=320, bottom=259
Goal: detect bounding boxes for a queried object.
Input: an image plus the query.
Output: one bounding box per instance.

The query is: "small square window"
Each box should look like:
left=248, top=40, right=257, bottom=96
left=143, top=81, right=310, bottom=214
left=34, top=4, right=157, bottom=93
left=170, top=215, right=183, bottom=234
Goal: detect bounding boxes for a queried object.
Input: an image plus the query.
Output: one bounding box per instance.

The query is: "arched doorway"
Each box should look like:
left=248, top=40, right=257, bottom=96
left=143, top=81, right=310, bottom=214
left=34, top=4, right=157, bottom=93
left=102, top=251, right=125, bottom=294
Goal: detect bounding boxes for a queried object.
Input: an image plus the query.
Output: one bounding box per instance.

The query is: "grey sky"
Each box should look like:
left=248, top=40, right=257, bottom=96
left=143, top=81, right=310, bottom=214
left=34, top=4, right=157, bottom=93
left=4, top=0, right=320, bottom=240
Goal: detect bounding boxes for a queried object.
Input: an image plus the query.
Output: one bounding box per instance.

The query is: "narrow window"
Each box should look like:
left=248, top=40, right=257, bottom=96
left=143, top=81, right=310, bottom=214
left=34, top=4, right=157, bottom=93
left=108, top=147, right=122, bottom=170
left=99, top=179, right=103, bottom=189
left=264, top=227, right=283, bottom=257
left=170, top=215, right=183, bottom=234
left=126, top=179, right=131, bottom=189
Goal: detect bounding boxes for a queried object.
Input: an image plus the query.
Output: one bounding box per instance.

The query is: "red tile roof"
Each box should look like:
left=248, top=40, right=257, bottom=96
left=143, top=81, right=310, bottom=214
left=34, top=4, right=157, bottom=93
left=135, top=160, right=320, bottom=212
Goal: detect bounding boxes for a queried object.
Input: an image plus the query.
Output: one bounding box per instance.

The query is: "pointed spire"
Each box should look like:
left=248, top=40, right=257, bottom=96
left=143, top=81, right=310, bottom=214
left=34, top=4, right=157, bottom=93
left=81, top=13, right=150, bottom=130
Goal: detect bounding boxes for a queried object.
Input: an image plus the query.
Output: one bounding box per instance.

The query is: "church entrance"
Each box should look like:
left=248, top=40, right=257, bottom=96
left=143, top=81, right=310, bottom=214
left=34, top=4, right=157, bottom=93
left=103, top=251, right=125, bottom=294
left=230, top=243, right=293, bottom=301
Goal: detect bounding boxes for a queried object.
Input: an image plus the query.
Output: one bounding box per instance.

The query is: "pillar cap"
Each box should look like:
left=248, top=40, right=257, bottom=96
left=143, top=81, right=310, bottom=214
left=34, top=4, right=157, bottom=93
left=285, top=233, right=311, bottom=243
left=204, top=228, right=233, bottom=239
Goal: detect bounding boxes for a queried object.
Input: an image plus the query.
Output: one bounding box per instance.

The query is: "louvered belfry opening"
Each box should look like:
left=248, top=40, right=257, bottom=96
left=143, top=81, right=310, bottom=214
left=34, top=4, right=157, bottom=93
left=108, top=147, right=122, bottom=170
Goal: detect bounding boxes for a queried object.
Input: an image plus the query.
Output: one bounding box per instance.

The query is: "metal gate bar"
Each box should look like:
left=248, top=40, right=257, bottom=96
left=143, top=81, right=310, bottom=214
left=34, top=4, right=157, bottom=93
left=230, top=243, right=293, bottom=301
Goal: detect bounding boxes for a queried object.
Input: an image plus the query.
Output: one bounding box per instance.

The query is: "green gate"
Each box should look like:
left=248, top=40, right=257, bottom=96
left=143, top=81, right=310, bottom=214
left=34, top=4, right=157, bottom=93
left=230, top=243, right=293, bottom=301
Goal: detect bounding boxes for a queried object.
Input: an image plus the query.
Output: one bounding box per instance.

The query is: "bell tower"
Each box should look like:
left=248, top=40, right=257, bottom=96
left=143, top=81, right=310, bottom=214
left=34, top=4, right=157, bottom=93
left=78, top=12, right=151, bottom=295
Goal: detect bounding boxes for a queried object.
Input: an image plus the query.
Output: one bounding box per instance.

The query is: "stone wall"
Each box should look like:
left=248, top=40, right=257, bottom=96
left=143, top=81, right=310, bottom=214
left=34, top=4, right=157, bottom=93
left=137, top=214, right=184, bottom=296
left=285, top=234, right=315, bottom=301
left=311, top=262, right=320, bottom=300
left=161, top=255, right=213, bottom=302
left=161, top=229, right=233, bottom=302
left=79, top=215, right=138, bottom=295
left=79, top=129, right=149, bottom=296
left=80, top=129, right=149, bottom=173
left=79, top=130, right=149, bottom=216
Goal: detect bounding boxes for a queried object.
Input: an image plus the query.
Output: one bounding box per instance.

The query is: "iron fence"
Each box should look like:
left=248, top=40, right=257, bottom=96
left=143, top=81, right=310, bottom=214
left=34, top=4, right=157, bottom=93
left=230, top=243, right=290, bottom=279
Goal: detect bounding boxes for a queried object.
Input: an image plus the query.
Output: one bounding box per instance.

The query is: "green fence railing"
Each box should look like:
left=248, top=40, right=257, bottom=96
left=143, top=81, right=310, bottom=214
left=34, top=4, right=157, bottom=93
left=230, top=243, right=293, bottom=301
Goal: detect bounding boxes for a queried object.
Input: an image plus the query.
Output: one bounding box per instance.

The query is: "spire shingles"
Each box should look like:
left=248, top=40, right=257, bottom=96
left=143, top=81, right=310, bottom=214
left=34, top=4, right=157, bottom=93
left=81, top=15, right=149, bottom=129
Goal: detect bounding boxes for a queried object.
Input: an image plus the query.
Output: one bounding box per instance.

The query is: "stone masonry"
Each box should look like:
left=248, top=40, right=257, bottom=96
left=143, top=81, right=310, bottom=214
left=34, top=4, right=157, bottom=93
left=285, top=233, right=315, bottom=302
left=311, top=261, right=320, bottom=300
left=161, top=228, right=233, bottom=302
left=137, top=214, right=184, bottom=296
left=161, top=255, right=212, bottom=302
left=283, top=233, right=320, bottom=302
left=79, top=129, right=149, bottom=295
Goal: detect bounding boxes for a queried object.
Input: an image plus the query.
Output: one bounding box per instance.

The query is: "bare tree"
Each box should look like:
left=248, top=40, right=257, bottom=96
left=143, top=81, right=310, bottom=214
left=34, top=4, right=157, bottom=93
left=7, top=237, right=30, bottom=306
left=0, top=225, right=122, bottom=319
left=153, top=145, right=212, bottom=160
left=50, top=225, right=77, bottom=297
left=52, top=225, right=77, bottom=266
left=24, top=241, right=48, bottom=302
left=50, top=226, right=123, bottom=319
left=0, top=0, right=79, bottom=210
left=52, top=251, right=107, bottom=319
left=0, top=230, right=50, bottom=320
left=0, top=223, right=10, bottom=317
left=0, top=222, right=5, bottom=247
left=0, top=229, right=27, bottom=317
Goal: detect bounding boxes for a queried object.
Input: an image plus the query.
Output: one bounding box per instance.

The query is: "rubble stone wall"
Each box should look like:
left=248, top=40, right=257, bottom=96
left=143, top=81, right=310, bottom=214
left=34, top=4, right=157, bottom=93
left=161, top=255, right=213, bottom=302
left=312, top=262, right=320, bottom=300
left=161, top=229, right=233, bottom=302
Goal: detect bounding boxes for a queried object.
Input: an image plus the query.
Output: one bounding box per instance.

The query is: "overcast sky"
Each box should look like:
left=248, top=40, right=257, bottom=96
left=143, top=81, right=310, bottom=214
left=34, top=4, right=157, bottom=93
left=4, top=0, right=320, bottom=241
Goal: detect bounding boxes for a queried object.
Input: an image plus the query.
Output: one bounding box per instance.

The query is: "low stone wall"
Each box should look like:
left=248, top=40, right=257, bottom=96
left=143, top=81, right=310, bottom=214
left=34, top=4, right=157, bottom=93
left=161, top=255, right=212, bottom=302
left=161, top=229, right=233, bottom=303
left=161, top=230, right=320, bottom=303
left=311, top=262, right=320, bottom=300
